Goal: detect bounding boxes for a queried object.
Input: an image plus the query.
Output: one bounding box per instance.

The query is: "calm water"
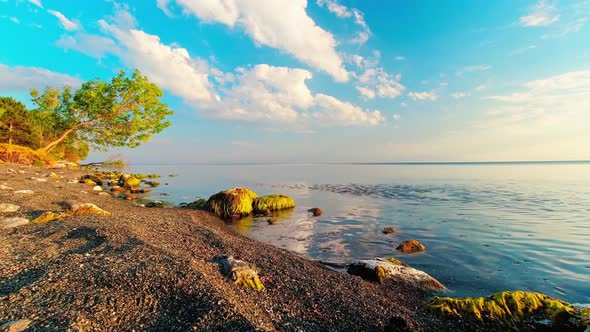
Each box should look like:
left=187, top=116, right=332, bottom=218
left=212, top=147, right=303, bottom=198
left=125, top=162, right=590, bottom=304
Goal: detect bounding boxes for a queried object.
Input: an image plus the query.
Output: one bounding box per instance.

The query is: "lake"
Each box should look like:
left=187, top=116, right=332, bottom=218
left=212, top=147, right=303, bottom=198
left=125, top=162, right=590, bottom=304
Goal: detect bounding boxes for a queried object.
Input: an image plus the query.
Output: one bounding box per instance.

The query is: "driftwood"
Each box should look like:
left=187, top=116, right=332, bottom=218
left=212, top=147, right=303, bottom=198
left=215, top=256, right=265, bottom=291
left=348, top=258, right=445, bottom=291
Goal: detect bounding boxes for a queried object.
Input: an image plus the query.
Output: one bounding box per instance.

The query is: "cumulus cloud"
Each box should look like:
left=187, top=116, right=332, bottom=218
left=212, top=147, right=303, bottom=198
left=160, top=0, right=349, bottom=82
left=520, top=0, right=559, bottom=27
left=356, top=86, right=375, bottom=99
left=48, top=9, right=80, bottom=31
left=218, top=64, right=384, bottom=127
left=352, top=52, right=405, bottom=99
left=56, top=33, right=120, bottom=58
left=0, top=64, right=81, bottom=92
left=408, top=90, right=438, bottom=101
left=99, top=20, right=217, bottom=105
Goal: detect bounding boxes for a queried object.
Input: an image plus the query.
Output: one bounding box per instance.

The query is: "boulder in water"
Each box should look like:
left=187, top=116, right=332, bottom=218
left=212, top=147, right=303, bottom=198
left=252, top=194, right=295, bottom=215
left=396, top=239, right=425, bottom=253
left=308, top=207, right=323, bottom=216
left=206, top=187, right=258, bottom=219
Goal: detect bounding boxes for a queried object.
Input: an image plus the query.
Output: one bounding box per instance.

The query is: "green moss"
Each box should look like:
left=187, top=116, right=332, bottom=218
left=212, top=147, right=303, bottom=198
left=147, top=174, right=160, bottom=178
left=144, top=181, right=160, bottom=187
left=252, top=194, right=295, bottom=214
left=134, top=173, right=148, bottom=180
left=431, top=291, right=579, bottom=325
left=206, top=187, right=258, bottom=219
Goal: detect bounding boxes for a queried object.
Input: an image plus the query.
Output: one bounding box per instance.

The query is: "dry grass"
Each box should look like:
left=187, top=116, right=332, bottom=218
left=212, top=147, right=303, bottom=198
left=0, top=144, right=54, bottom=167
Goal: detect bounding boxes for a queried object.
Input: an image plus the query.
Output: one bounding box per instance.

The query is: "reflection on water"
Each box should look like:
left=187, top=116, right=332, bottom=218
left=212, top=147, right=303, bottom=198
left=126, top=163, right=590, bottom=304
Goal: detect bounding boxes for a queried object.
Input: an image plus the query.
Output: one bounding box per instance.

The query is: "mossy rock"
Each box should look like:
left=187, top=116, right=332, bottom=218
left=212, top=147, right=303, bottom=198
left=206, top=188, right=258, bottom=219
left=118, top=174, right=140, bottom=189
left=430, top=291, right=590, bottom=331
left=182, top=198, right=208, bottom=210
left=252, top=194, right=295, bottom=214
left=134, top=173, right=149, bottom=180
left=32, top=212, right=64, bottom=224
left=80, top=174, right=103, bottom=185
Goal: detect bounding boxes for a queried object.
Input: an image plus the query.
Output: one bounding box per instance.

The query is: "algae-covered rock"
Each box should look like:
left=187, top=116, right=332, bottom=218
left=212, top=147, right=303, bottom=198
left=182, top=199, right=207, bottom=210
left=206, top=187, right=258, bottom=219
left=430, top=291, right=590, bottom=331
left=118, top=174, right=140, bottom=189
left=347, top=258, right=445, bottom=291
left=215, top=256, right=265, bottom=291
left=252, top=194, right=295, bottom=214
left=80, top=174, right=103, bottom=185
left=396, top=239, right=425, bottom=253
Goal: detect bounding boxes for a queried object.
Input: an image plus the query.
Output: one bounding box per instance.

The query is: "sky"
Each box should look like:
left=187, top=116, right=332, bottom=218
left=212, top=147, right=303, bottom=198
left=0, top=0, right=589, bottom=163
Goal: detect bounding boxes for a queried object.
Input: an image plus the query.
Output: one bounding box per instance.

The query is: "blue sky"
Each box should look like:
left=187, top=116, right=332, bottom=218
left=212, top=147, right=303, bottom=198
left=1, top=0, right=589, bottom=163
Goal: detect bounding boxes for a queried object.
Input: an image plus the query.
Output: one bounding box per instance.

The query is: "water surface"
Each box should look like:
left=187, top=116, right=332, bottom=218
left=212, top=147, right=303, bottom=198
left=126, top=162, right=590, bottom=304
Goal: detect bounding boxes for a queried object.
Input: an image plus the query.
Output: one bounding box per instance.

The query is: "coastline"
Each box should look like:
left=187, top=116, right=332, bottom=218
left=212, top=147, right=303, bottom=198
left=0, top=163, right=449, bottom=331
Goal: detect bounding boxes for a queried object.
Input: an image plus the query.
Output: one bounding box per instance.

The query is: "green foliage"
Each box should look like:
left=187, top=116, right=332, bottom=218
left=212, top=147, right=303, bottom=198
left=30, top=69, right=173, bottom=153
left=252, top=194, right=296, bottom=214
left=0, top=97, right=34, bottom=146
left=206, top=188, right=258, bottom=219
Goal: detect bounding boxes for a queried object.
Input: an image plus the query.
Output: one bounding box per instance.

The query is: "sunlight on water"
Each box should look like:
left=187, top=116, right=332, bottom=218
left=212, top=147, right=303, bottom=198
left=127, top=163, right=590, bottom=303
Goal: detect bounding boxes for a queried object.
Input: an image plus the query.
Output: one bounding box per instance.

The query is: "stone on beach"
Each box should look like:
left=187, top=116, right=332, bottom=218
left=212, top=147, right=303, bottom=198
left=14, top=190, right=33, bottom=194
left=80, top=174, right=103, bottom=185
left=92, top=185, right=102, bottom=192
left=0, top=203, right=20, bottom=213
left=216, top=256, right=265, bottom=291
left=67, top=203, right=111, bottom=216
left=32, top=212, right=64, bottom=224
left=0, top=319, right=33, bottom=332
left=48, top=172, right=62, bottom=180
left=0, top=184, right=13, bottom=190
left=396, top=239, right=425, bottom=253
left=347, top=258, right=445, bottom=291
left=118, top=174, right=140, bottom=189
left=1, top=217, right=30, bottom=228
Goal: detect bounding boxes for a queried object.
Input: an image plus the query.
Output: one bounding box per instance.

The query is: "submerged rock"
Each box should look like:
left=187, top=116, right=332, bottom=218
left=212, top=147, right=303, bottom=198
left=308, top=207, right=323, bottom=216
left=267, top=218, right=278, bottom=224
left=252, top=194, right=295, bottom=214
left=1, top=217, right=30, bottom=228
left=383, top=227, right=397, bottom=234
left=0, top=203, right=20, bottom=213
left=430, top=291, right=590, bottom=331
left=215, top=256, right=265, bottom=291
left=347, top=258, right=445, bottom=291
left=396, top=239, right=425, bottom=253
left=182, top=198, right=207, bottom=210
left=206, top=187, right=258, bottom=219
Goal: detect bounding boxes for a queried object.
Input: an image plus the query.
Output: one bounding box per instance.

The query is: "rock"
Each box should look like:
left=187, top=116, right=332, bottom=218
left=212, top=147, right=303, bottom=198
left=182, top=199, right=207, bottom=210
left=14, top=190, right=33, bottom=194
left=48, top=172, right=62, bottom=180
left=110, top=186, right=124, bottom=192
left=146, top=201, right=163, bottom=208
left=80, top=174, right=103, bottom=185
left=0, top=184, right=13, bottom=190
left=92, top=185, right=103, bottom=192
left=396, top=240, right=425, bottom=253
left=124, top=194, right=134, bottom=201
left=118, top=174, right=140, bottom=189
left=1, top=217, right=30, bottom=228
left=0, top=203, right=20, bottom=213
left=252, top=194, right=295, bottom=214
left=0, top=319, right=32, bottom=332
left=98, top=192, right=111, bottom=197
left=430, top=291, right=590, bottom=331
left=206, top=188, right=258, bottom=219
left=7, top=168, right=16, bottom=173
left=67, top=203, right=111, bottom=216
left=386, top=257, right=408, bottom=267
left=308, top=207, right=323, bottom=216
left=34, top=177, right=47, bottom=182
left=267, top=218, right=278, bottom=224
left=144, top=180, right=160, bottom=187
left=382, top=227, right=396, bottom=234
left=82, top=179, right=97, bottom=186
left=347, top=258, right=445, bottom=291
left=32, top=212, right=64, bottom=224
left=215, top=256, right=265, bottom=291
left=139, top=188, right=152, bottom=194
left=67, top=179, right=78, bottom=184
left=384, top=316, right=410, bottom=332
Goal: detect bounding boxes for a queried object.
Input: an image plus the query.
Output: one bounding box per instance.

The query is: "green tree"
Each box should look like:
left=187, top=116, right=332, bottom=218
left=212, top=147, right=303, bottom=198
left=0, top=97, right=34, bottom=146
left=31, top=70, right=173, bottom=153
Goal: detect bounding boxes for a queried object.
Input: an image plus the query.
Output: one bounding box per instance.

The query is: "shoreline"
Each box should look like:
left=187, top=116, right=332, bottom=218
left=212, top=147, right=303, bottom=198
left=0, top=163, right=448, bottom=331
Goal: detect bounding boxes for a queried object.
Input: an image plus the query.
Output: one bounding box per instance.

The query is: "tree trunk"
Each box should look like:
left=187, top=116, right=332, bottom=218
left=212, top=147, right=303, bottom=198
left=41, top=127, right=77, bottom=153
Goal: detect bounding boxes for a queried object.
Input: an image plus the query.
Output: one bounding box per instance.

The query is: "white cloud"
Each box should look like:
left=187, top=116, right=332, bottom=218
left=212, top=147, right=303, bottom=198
left=392, top=114, right=401, bottom=120
left=408, top=90, right=438, bottom=101
left=485, top=70, right=590, bottom=126
left=353, top=52, right=405, bottom=99
left=56, top=33, right=120, bottom=59
left=510, top=44, right=537, bottom=55
left=520, top=0, right=559, bottom=27
left=99, top=20, right=217, bottom=105
left=452, top=92, right=468, bottom=99
left=161, top=0, right=349, bottom=82
left=394, top=56, right=406, bottom=61
left=475, top=84, right=487, bottom=91
left=219, top=64, right=384, bottom=127
left=28, top=0, right=42, bottom=8
left=0, top=64, right=81, bottom=92
left=47, top=10, right=80, bottom=31
left=356, top=86, right=375, bottom=99
left=316, top=0, right=371, bottom=45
